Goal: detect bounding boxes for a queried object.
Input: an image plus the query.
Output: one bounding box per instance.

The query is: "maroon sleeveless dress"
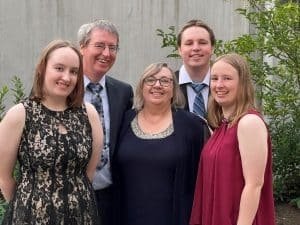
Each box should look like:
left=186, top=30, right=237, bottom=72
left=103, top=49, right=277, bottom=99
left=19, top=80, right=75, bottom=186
left=190, top=110, right=275, bottom=225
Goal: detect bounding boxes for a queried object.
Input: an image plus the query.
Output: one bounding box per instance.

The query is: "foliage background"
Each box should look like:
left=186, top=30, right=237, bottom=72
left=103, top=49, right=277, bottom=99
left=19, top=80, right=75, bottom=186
left=0, top=76, right=25, bottom=220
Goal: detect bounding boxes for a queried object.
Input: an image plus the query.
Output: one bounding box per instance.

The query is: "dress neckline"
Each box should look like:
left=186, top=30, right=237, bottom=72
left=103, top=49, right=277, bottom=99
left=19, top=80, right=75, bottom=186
left=40, top=102, right=70, bottom=114
left=131, top=115, right=174, bottom=140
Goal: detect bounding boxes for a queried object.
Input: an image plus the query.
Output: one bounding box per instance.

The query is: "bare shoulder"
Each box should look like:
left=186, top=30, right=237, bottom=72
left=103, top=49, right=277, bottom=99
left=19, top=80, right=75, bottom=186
left=2, top=103, right=25, bottom=124
left=238, top=113, right=267, bottom=134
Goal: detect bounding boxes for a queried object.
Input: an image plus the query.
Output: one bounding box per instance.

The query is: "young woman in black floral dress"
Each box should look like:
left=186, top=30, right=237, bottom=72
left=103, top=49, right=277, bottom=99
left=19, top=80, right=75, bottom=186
left=0, top=40, right=103, bottom=225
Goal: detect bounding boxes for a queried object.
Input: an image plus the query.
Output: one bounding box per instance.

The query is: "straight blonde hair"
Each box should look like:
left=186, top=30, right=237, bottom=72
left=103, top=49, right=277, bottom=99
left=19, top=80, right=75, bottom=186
left=208, top=53, right=257, bottom=128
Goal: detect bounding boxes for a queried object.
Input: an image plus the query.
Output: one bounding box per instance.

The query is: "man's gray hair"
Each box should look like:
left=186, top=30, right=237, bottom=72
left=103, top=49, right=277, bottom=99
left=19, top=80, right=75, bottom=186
left=77, top=19, right=119, bottom=47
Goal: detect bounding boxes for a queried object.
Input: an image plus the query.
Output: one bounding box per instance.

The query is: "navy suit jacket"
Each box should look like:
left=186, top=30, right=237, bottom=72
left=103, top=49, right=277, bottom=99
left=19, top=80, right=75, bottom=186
left=105, top=76, right=133, bottom=161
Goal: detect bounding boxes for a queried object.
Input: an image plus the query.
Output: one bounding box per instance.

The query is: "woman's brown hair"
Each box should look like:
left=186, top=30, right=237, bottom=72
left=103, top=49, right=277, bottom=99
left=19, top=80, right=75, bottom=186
left=30, top=39, right=84, bottom=107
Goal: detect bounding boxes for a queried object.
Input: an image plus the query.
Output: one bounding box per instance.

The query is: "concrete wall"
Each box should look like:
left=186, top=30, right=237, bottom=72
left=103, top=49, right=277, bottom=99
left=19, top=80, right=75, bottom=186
left=0, top=0, right=249, bottom=97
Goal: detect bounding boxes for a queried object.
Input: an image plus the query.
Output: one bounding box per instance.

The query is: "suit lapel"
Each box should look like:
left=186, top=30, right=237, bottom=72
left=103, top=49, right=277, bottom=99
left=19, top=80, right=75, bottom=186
left=175, top=70, right=190, bottom=111
left=180, top=83, right=190, bottom=111
left=105, top=77, right=118, bottom=155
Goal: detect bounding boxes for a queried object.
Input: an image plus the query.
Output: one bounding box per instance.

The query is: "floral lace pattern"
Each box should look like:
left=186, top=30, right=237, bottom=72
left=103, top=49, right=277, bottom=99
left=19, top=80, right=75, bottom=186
left=2, top=99, right=100, bottom=225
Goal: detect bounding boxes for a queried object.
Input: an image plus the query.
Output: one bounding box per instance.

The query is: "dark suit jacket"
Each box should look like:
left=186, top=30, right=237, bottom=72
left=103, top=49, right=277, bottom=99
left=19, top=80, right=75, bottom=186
left=175, top=70, right=190, bottom=111
left=105, top=76, right=133, bottom=162
left=175, top=70, right=212, bottom=140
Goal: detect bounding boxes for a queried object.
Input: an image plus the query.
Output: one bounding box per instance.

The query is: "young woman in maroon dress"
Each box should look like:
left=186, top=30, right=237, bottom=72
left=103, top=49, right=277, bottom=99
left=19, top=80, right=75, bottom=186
left=190, top=53, right=275, bottom=225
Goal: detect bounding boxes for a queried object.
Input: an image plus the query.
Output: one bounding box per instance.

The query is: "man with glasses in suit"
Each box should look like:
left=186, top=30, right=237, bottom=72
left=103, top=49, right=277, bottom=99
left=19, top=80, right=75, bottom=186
left=78, top=19, right=133, bottom=225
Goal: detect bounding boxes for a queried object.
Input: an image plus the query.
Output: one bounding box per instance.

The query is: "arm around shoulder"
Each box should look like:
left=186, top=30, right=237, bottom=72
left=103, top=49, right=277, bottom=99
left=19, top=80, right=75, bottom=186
left=85, top=103, right=103, bottom=181
left=185, top=111, right=210, bottom=143
left=0, top=103, right=25, bottom=202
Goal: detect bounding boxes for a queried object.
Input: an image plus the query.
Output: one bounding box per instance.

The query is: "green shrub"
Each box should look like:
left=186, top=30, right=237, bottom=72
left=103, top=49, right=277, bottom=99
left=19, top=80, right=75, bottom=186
left=0, top=198, right=7, bottom=223
left=0, top=76, right=26, bottom=120
left=156, top=0, right=300, bottom=205
left=0, top=86, right=9, bottom=121
left=0, top=76, right=26, bottom=220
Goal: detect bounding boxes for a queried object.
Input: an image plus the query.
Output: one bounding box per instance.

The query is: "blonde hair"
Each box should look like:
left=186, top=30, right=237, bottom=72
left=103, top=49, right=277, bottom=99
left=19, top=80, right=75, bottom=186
left=208, top=53, right=257, bottom=128
left=134, top=62, right=185, bottom=111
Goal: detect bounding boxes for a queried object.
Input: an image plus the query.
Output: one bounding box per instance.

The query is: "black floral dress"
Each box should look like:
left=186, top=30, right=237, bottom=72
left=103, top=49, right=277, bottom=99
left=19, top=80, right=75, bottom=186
left=2, top=99, right=100, bottom=225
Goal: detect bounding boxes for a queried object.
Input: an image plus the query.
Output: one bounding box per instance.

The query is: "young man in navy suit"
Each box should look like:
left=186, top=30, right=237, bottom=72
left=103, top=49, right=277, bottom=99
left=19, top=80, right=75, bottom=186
left=78, top=19, right=133, bottom=225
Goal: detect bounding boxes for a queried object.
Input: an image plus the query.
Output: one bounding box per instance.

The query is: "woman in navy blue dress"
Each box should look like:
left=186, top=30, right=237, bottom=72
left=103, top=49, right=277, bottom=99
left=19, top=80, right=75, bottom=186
left=113, top=62, right=209, bottom=225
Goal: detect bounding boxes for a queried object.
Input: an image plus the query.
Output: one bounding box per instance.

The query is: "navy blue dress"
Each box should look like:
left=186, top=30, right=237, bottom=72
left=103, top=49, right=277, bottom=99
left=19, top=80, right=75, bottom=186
left=113, top=109, right=207, bottom=225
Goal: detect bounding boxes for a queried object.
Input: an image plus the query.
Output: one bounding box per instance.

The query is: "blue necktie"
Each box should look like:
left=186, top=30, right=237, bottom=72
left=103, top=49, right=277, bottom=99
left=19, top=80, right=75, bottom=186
left=87, top=83, right=108, bottom=169
left=191, top=83, right=207, bottom=118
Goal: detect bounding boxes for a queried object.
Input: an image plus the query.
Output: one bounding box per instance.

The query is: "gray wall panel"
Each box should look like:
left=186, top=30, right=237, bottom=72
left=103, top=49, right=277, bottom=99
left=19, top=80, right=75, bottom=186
left=0, top=0, right=249, bottom=99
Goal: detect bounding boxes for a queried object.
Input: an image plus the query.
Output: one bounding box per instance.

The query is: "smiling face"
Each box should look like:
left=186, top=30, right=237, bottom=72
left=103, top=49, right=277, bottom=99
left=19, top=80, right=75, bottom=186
left=142, top=67, right=174, bottom=108
left=43, top=47, right=80, bottom=101
left=210, top=59, right=240, bottom=115
left=80, top=28, right=118, bottom=82
left=178, top=26, right=213, bottom=74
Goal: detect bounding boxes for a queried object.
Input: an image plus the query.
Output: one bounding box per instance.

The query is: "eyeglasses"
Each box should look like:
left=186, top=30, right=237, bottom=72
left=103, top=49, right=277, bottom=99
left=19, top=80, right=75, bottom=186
left=144, top=76, right=173, bottom=87
left=89, top=42, right=119, bottom=54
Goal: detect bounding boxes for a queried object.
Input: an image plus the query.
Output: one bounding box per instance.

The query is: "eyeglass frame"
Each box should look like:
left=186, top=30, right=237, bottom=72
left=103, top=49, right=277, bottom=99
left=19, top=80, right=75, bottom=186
left=143, top=76, right=174, bottom=87
left=89, top=42, right=119, bottom=54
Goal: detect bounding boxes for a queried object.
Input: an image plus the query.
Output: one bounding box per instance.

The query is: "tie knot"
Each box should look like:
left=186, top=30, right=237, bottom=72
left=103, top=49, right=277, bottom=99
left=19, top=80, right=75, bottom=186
left=87, top=82, right=103, bottom=94
left=191, top=83, right=207, bottom=94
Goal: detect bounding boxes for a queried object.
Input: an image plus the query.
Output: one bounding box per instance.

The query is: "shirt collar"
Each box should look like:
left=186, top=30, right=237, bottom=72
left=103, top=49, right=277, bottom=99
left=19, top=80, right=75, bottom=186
left=178, top=65, right=210, bottom=86
left=84, top=75, right=106, bottom=89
